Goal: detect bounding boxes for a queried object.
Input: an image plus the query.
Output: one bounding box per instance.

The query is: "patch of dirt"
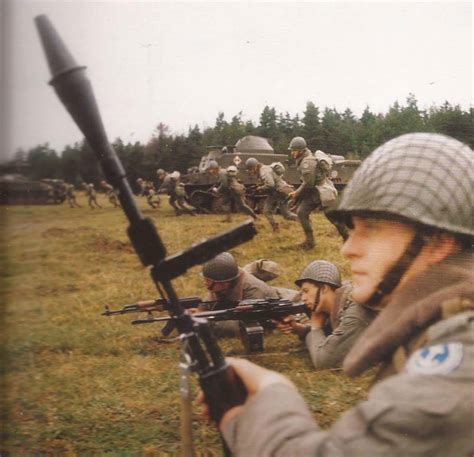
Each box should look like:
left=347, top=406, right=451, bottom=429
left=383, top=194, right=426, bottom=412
left=90, top=235, right=134, bottom=254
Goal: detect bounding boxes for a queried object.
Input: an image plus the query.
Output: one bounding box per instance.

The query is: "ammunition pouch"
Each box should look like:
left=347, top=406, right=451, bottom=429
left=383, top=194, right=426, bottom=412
left=315, top=178, right=338, bottom=207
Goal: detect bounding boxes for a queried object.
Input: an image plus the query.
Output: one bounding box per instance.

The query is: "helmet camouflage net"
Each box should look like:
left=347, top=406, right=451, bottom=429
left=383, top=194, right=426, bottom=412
left=288, top=136, right=307, bottom=151
left=202, top=252, right=239, bottom=282
left=295, top=260, right=341, bottom=288
left=329, top=133, right=474, bottom=237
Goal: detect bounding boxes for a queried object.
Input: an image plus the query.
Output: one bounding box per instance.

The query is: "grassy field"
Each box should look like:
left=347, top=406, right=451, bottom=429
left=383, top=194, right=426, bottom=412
left=1, top=193, right=373, bottom=455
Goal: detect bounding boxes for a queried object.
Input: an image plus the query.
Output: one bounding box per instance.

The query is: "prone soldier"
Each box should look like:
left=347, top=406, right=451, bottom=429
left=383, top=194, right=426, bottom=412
left=157, top=169, right=195, bottom=215
left=245, top=158, right=297, bottom=232
left=209, top=133, right=474, bottom=457
left=200, top=252, right=298, bottom=350
left=277, top=260, right=376, bottom=369
left=288, top=136, right=348, bottom=249
left=82, top=182, right=102, bottom=209
left=100, top=180, right=120, bottom=207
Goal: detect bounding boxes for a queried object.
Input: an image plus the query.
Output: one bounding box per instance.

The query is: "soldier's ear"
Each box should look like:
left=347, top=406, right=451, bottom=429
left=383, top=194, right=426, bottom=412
left=423, top=233, right=460, bottom=265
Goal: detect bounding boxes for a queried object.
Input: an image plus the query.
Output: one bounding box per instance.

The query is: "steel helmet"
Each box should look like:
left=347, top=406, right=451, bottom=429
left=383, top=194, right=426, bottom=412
left=206, top=160, right=219, bottom=170
left=226, top=165, right=238, bottom=176
left=245, top=158, right=259, bottom=170
left=170, top=171, right=181, bottom=179
left=156, top=168, right=165, bottom=176
left=329, top=133, right=474, bottom=237
left=202, top=252, right=239, bottom=282
left=295, top=260, right=341, bottom=288
left=288, top=136, right=307, bottom=151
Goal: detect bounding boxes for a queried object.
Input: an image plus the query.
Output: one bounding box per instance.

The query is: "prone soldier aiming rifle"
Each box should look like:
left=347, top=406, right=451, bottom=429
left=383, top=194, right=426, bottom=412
left=35, top=15, right=255, bottom=456
left=104, top=297, right=309, bottom=352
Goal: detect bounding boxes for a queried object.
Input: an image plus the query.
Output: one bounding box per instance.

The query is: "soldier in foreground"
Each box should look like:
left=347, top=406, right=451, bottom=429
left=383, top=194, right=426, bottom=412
left=245, top=158, right=297, bottom=232
left=210, top=164, right=257, bottom=222
left=65, top=182, right=81, bottom=208
left=82, top=182, right=102, bottom=209
left=205, top=133, right=473, bottom=456
left=288, top=136, right=347, bottom=249
left=277, top=260, right=376, bottom=369
left=100, top=180, right=120, bottom=208
left=157, top=169, right=195, bottom=215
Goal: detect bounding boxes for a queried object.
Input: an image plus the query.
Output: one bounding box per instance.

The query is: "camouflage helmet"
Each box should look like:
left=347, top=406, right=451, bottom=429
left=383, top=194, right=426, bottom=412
left=206, top=160, right=219, bottom=170
left=245, top=157, right=259, bottom=170
left=295, top=260, right=341, bottom=288
left=202, top=252, right=239, bottom=282
left=226, top=165, right=238, bottom=176
left=329, top=133, right=474, bottom=237
left=288, top=136, right=307, bottom=151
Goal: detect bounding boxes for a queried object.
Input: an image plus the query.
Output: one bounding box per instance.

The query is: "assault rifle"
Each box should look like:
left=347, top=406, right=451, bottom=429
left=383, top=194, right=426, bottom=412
left=102, top=296, right=231, bottom=339
left=35, top=15, right=254, bottom=457
left=102, top=296, right=204, bottom=316
left=132, top=298, right=309, bottom=352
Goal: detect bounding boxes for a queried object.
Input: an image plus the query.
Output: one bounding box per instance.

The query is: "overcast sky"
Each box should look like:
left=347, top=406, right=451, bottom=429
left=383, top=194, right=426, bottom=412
left=2, top=0, right=472, bottom=159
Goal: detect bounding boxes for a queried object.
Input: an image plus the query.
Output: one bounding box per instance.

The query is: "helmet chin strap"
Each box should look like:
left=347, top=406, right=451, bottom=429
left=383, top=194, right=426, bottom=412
left=366, top=233, right=426, bottom=308
left=311, top=287, right=322, bottom=313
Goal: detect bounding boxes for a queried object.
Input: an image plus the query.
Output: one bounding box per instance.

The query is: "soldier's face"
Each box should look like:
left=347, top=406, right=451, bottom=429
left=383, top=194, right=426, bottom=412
left=341, top=217, right=416, bottom=306
left=290, top=150, right=301, bottom=159
left=300, top=281, right=320, bottom=310
left=204, top=278, right=231, bottom=293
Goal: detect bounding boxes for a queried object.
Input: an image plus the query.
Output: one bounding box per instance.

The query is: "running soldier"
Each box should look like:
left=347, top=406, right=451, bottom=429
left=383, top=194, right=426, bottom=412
left=245, top=158, right=297, bottom=232
left=157, top=169, right=195, bottom=215
left=136, top=178, right=160, bottom=209
left=277, top=260, right=376, bottom=369
left=100, top=180, right=120, bottom=208
left=209, top=133, right=473, bottom=457
left=82, top=182, right=102, bottom=209
left=288, top=136, right=348, bottom=249
left=211, top=165, right=257, bottom=222
left=65, top=183, right=81, bottom=208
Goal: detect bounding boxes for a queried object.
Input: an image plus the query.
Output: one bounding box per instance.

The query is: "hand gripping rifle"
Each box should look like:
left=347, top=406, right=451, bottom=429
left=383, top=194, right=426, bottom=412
left=35, top=15, right=253, bottom=455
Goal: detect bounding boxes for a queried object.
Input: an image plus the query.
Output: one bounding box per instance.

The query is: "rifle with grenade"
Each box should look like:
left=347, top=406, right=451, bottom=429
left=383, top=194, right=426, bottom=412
left=35, top=15, right=253, bottom=457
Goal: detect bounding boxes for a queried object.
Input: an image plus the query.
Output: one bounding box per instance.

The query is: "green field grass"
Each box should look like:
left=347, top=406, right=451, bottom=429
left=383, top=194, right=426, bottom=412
left=1, top=194, right=373, bottom=455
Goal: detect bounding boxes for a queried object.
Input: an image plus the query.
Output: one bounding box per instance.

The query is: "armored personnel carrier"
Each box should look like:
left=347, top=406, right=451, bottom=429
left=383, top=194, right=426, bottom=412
left=181, top=135, right=360, bottom=213
left=0, top=175, right=66, bottom=205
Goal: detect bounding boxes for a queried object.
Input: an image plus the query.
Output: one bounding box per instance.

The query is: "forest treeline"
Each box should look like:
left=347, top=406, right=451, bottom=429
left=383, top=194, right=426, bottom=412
left=7, top=95, right=473, bottom=185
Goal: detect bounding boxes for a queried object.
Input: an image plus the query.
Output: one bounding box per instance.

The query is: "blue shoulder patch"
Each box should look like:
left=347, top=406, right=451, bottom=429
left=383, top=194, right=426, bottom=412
left=406, top=342, right=464, bottom=375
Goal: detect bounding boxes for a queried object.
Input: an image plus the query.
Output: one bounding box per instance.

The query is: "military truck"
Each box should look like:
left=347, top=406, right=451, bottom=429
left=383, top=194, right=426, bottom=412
left=0, top=175, right=66, bottom=205
left=181, top=135, right=360, bottom=213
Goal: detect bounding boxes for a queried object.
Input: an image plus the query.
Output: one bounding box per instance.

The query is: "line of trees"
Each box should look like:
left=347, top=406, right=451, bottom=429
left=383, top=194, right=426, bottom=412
left=8, top=95, right=473, bottom=186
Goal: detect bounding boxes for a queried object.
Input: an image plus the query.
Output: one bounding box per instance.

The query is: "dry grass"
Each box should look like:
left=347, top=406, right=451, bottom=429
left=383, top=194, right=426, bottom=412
left=1, top=193, right=372, bottom=455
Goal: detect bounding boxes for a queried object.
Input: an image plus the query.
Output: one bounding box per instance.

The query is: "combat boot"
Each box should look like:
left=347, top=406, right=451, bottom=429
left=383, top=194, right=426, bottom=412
left=286, top=212, right=298, bottom=221
left=298, top=232, right=315, bottom=250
